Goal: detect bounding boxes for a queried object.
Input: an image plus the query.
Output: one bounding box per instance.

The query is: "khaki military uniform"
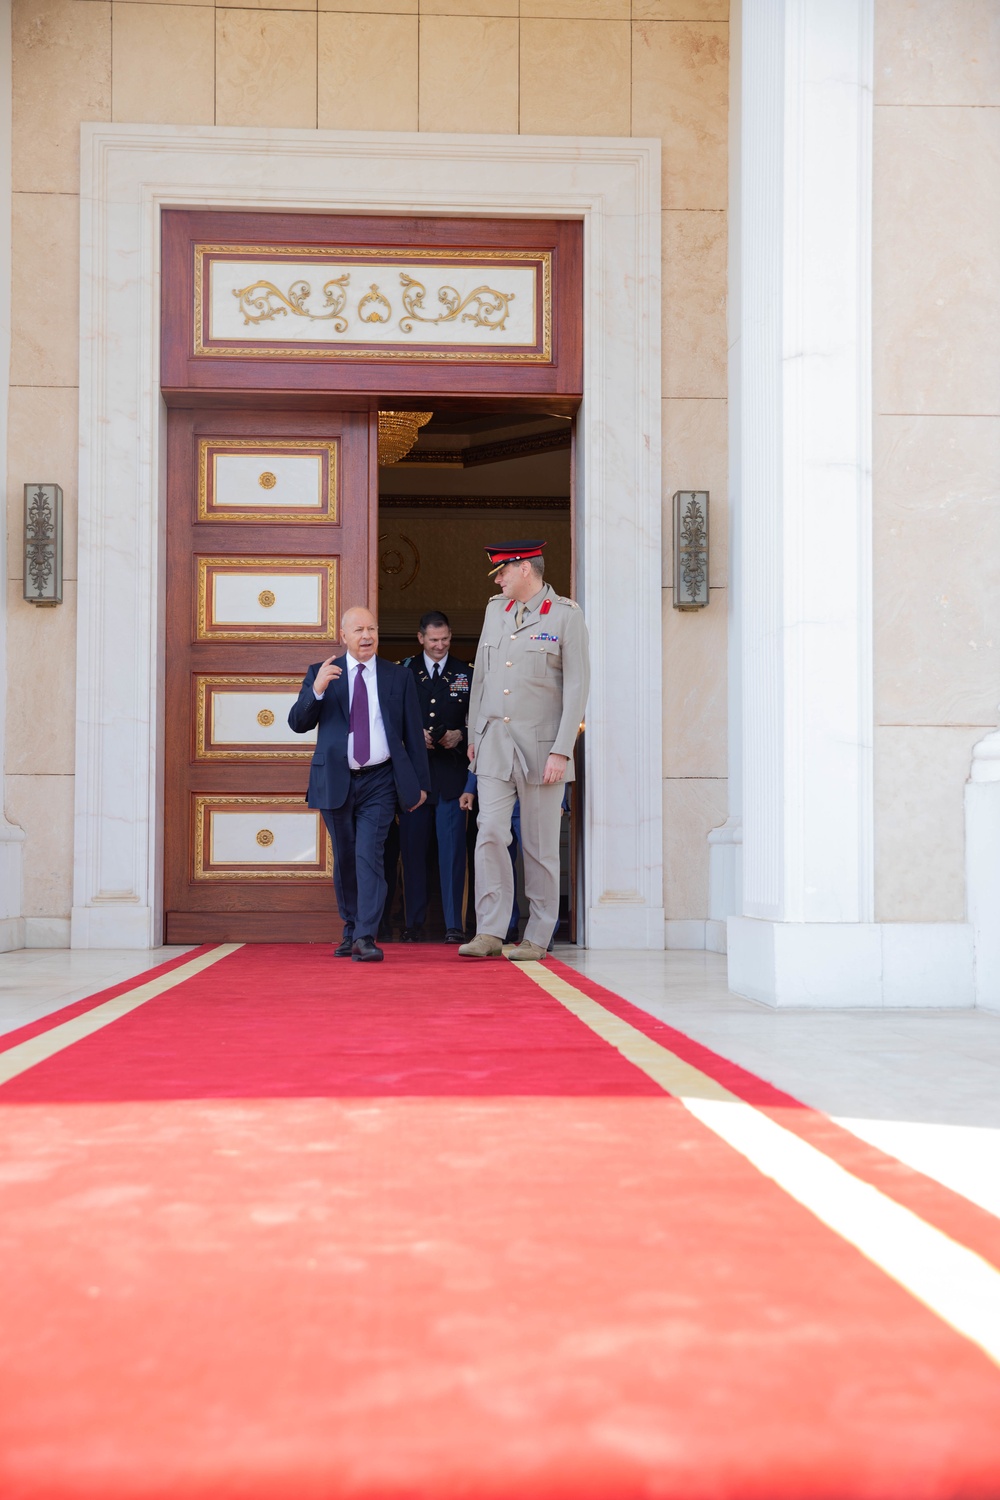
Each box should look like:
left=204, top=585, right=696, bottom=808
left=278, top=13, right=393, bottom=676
left=468, top=581, right=590, bottom=947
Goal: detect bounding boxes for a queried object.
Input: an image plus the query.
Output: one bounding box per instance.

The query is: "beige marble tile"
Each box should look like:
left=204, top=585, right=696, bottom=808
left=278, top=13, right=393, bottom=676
left=633, top=1, right=727, bottom=17
left=662, top=397, right=727, bottom=585
left=319, top=12, right=417, bottom=129
left=11, top=0, right=110, bottom=195
left=420, top=0, right=515, bottom=14
left=5, top=586, right=77, bottom=778
left=112, top=4, right=214, bottom=124
left=6, top=388, right=79, bottom=584
left=876, top=0, right=1000, bottom=106
left=217, top=0, right=317, bottom=10
left=874, top=725, right=982, bottom=923
left=4, top=774, right=75, bottom=919
left=521, top=0, right=628, bottom=17
left=663, top=775, right=728, bottom=919
left=519, top=18, right=630, bottom=136
left=875, top=414, right=1000, bottom=728
left=632, top=20, right=728, bottom=210
left=662, top=210, right=727, bottom=399
left=874, top=107, right=1000, bottom=416
left=418, top=15, right=517, bottom=133
left=10, top=194, right=80, bottom=390
left=662, top=585, right=727, bottom=778
left=321, top=0, right=417, bottom=11
left=216, top=10, right=318, bottom=127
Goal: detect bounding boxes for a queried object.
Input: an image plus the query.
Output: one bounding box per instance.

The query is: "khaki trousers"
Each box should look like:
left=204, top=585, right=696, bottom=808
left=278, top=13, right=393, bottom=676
left=474, top=771, right=564, bottom=947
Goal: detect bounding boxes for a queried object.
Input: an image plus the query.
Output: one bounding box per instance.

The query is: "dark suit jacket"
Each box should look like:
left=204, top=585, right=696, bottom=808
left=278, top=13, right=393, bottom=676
left=400, top=653, right=473, bottom=803
left=288, top=656, right=430, bottom=813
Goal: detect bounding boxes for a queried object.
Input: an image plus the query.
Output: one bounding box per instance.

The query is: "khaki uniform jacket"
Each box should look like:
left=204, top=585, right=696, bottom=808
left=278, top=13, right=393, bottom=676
left=468, top=582, right=590, bottom=784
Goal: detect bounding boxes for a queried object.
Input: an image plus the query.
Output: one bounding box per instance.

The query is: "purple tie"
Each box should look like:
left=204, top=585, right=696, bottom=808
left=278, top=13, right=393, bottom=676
left=350, top=663, right=370, bottom=766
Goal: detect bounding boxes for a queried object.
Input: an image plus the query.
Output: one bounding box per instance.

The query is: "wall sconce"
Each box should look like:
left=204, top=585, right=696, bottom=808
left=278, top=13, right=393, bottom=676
left=23, top=484, right=63, bottom=607
left=672, top=490, right=709, bottom=609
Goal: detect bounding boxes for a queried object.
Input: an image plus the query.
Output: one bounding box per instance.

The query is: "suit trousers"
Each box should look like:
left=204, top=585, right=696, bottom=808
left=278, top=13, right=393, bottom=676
left=321, top=762, right=396, bottom=940
left=399, top=795, right=467, bottom=932
left=474, top=770, right=562, bottom=948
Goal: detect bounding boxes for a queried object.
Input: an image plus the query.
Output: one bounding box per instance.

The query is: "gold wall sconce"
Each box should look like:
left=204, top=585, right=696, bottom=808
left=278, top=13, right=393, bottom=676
left=673, top=490, right=709, bottom=609
left=23, top=484, right=63, bottom=607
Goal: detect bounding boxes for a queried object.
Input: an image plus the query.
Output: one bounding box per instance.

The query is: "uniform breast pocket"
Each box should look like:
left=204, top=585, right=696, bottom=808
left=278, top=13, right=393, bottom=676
left=528, top=644, right=561, bottom=677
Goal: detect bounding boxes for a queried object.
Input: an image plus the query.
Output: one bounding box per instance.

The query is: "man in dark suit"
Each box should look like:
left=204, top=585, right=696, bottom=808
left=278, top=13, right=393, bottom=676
left=397, top=611, right=473, bottom=944
left=288, top=606, right=429, bottom=963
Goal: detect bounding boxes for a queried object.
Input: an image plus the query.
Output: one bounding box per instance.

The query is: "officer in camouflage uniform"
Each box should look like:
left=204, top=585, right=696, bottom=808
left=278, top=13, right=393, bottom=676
left=459, top=541, right=590, bottom=962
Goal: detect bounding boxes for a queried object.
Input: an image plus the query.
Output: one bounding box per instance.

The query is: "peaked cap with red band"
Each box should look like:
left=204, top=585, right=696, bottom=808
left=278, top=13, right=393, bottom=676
left=485, top=539, right=546, bottom=578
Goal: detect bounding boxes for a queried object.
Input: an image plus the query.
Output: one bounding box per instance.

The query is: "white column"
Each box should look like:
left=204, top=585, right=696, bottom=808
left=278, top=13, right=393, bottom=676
left=728, top=0, right=876, bottom=1003
left=967, top=719, right=1000, bottom=1013
left=0, top=0, right=26, bottom=953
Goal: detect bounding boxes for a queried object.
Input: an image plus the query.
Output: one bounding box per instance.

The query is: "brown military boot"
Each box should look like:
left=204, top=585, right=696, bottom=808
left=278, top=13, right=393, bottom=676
left=457, top=933, right=504, bottom=958
left=506, top=940, right=548, bottom=962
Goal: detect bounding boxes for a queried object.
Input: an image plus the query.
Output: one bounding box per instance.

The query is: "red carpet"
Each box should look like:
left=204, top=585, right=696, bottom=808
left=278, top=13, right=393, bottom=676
left=1, top=945, right=999, bottom=1500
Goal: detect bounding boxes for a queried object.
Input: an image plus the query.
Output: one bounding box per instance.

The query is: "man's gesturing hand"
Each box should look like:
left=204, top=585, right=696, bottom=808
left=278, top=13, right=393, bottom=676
left=314, top=654, right=342, bottom=695
left=408, top=790, right=427, bottom=812
left=542, top=753, right=568, bottom=784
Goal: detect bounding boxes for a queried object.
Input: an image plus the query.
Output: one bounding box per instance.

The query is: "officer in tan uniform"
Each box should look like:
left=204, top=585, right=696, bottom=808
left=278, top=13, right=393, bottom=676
left=459, top=540, right=590, bottom=962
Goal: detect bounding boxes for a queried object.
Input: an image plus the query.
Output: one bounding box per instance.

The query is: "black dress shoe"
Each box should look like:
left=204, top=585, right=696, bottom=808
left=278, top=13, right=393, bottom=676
left=444, top=928, right=464, bottom=944
left=401, top=926, right=426, bottom=943
left=333, top=934, right=354, bottom=958
left=351, top=935, right=384, bottom=962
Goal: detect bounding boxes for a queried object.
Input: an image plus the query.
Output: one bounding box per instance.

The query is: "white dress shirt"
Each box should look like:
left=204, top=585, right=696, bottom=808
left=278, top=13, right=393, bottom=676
left=314, top=653, right=390, bottom=768
left=423, top=651, right=448, bottom=677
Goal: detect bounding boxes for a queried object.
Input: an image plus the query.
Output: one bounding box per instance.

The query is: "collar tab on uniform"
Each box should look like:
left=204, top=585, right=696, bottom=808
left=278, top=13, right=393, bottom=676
left=540, top=599, right=552, bottom=615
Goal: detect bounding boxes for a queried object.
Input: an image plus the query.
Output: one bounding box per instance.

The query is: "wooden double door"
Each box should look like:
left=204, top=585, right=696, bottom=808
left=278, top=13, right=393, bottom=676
left=164, top=408, right=375, bottom=943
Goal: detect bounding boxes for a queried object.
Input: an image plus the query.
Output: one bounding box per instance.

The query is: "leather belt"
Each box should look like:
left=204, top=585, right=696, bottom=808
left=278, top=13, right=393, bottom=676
left=350, top=760, right=390, bottom=776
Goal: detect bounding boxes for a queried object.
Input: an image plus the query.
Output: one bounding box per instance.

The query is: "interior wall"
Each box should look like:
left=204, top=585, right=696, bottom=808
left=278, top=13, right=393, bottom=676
left=4, top=0, right=729, bottom=944
left=872, top=0, right=1000, bottom=922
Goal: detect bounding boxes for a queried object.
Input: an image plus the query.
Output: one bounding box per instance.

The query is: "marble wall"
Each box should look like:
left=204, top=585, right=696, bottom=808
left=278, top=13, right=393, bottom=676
left=873, top=0, right=1000, bottom=921
left=5, top=0, right=729, bottom=940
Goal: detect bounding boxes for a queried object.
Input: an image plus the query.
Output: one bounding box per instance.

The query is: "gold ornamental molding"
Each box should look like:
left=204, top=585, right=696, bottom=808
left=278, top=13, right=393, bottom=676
left=194, top=674, right=315, bottom=760
left=193, top=244, right=552, bottom=364
left=197, top=437, right=338, bottom=523
left=193, top=794, right=333, bottom=881
left=196, top=555, right=338, bottom=642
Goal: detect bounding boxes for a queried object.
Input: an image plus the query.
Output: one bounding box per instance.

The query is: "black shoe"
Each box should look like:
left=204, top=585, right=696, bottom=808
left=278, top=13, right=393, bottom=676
left=401, top=926, right=426, bottom=943
left=333, top=933, right=354, bottom=957
left=444, top=928, right=464, bottom=944
left=351, top=935, right=384, bottom=963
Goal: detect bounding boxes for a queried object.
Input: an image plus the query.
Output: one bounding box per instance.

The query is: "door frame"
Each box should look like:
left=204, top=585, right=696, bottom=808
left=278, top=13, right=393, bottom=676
left=72, top=125, right=663, bottom=950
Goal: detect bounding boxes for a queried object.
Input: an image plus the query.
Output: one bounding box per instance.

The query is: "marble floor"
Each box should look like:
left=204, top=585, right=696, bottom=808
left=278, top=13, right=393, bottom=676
left=0, top=947, right=192, bottom=1037
left=2, top=942, right=999, bottom=1222
left=559, top=947, right=1000, bottom=1222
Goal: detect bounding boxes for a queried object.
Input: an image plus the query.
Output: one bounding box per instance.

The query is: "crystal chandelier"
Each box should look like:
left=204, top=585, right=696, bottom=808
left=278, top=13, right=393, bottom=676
left=377, top=410, right=433, bottom=466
